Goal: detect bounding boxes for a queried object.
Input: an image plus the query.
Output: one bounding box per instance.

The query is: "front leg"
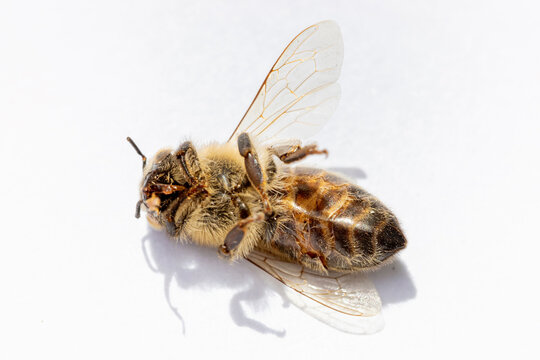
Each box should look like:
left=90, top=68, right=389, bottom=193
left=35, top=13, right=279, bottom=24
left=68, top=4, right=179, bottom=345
left=269, top=142, right=328, bottom=164
left=237, top=133, right=272, bottom=215
left=174, top=141, right=204, bottom=185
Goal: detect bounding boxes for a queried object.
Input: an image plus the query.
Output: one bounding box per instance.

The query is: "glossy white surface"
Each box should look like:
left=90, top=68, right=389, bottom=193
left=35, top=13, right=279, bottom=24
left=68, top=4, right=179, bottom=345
left=1, top=1, right=538, bottom=359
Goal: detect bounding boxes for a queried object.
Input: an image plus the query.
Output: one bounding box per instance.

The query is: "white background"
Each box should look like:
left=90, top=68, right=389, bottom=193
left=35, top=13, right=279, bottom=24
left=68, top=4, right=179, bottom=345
left=1, top=0, right=539, bottom=358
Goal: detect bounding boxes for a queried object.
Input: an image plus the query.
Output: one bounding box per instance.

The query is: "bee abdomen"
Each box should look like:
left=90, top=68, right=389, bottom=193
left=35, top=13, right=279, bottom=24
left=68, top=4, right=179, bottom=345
left=277, top=168, right=406, bottom=272
left=330, top=197, right=407, bottom=267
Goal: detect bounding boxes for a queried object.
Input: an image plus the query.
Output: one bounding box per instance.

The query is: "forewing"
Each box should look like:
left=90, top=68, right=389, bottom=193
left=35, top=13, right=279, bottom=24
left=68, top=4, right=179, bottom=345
left=229, top=21, right=343, bottom=143
left=246, top=250, right=384, bottom=334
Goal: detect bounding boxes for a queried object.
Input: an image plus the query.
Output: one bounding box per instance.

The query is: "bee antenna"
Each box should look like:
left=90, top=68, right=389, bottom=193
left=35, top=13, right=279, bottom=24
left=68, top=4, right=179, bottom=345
left=126, top=137, right=147, bottom=169
left=135, top=199, right=143, bottom=218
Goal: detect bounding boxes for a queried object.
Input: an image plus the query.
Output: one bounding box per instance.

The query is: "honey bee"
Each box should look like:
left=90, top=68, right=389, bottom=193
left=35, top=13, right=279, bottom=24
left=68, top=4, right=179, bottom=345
left=128, top=21, right=406, bottom=332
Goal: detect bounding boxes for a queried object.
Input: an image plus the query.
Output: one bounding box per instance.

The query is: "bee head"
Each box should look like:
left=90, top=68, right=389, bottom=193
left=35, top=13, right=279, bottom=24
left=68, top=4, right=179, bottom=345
left=127, top=137, right=191, bottom=220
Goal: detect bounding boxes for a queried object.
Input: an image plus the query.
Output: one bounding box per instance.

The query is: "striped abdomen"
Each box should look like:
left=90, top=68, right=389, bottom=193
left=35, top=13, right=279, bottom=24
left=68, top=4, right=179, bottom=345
left=267, top=167, right=406, bottom=272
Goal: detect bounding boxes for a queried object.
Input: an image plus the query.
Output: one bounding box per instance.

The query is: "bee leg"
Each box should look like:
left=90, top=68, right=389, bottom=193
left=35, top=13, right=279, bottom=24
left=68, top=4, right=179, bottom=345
left=270, top=143, right=328, bottom=164
left=220, top=213, right=265, bottom=256
left=237, top=133, right=272, bottom=215
left=174, top=141, right=204, bottom=185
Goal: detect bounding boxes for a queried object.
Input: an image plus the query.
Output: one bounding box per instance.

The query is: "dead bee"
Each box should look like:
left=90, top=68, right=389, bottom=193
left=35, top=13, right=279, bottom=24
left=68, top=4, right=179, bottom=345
left=128, top=21, right=406, bottom=330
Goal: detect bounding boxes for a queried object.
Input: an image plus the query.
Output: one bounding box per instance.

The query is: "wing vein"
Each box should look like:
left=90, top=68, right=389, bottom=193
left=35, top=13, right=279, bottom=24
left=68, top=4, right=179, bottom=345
left=228, top=21, right=343, bottom=143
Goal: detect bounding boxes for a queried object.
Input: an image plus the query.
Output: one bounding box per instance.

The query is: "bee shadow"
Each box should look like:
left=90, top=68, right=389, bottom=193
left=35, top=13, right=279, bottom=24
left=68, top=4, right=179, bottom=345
left=141, top=228, right=288, bottom=337
left=326, top=166, right=367, bottom=180
left=370, top=258, right=417, bottom=306
left=141, top=229, right=416, bottom=336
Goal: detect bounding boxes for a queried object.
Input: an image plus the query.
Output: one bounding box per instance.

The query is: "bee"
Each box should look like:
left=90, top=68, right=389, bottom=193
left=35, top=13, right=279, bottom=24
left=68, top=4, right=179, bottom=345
left=128, top=21, right=406, bottom=332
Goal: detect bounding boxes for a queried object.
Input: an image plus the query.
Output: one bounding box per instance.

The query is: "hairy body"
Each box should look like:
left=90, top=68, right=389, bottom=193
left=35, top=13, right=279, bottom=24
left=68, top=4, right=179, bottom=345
left=141, top=139, right=406, bottom=273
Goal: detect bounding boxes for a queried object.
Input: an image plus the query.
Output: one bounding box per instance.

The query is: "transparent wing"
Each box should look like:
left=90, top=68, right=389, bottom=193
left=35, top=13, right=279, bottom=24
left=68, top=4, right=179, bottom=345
left=246, top=249, right=384, bottom=334
left=228, top=21, right=343, bottom=143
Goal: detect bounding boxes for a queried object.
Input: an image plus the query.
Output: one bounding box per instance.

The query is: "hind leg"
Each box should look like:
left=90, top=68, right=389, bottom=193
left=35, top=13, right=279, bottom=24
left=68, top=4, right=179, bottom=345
left=269, top=141, right=328, bottom=164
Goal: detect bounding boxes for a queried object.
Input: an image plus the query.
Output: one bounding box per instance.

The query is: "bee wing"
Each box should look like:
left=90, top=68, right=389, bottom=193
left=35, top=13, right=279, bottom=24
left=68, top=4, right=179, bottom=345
left=228, top=21, right=343, bottom=143
left=246, top=250, right=384, bottom=334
